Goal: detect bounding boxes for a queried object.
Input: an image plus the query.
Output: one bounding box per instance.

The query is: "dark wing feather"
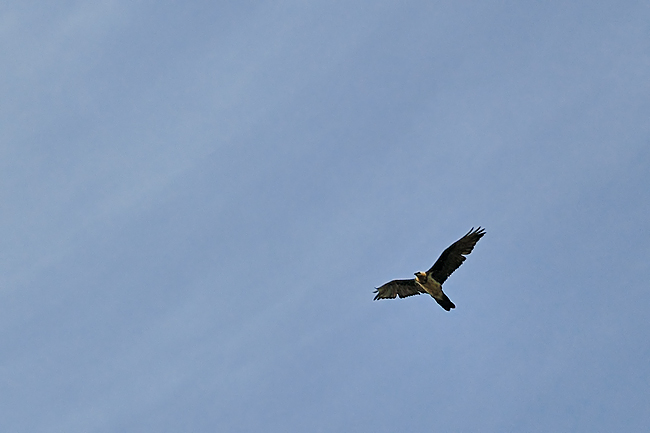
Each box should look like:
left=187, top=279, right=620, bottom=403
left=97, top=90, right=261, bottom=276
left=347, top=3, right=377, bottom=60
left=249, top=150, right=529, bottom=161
left=373, top=279, right=425, bottom=300
left=426, top=227, right=486, bottom=284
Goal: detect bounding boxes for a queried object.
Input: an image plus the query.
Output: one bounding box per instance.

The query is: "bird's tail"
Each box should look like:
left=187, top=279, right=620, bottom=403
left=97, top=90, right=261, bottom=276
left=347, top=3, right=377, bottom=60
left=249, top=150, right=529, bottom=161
left=435, top=293, right=456, bottom=311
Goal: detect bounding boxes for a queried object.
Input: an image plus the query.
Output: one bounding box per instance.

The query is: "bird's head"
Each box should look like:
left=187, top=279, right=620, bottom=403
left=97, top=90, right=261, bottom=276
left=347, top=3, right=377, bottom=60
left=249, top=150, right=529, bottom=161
left=414, top=271, right=426, bottom=283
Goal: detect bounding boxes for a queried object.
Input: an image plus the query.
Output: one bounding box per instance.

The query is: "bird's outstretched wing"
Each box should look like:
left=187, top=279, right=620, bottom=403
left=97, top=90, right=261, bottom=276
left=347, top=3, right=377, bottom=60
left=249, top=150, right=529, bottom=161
left=426, top=227, right=486, bottom=284
left=373, top=279, right=425, bottom=300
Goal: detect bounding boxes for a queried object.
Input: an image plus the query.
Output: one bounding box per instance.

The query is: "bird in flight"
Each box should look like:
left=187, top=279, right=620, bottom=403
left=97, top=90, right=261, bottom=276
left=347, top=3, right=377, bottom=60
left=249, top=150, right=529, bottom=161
left=373, top=227, right=485, bottom=311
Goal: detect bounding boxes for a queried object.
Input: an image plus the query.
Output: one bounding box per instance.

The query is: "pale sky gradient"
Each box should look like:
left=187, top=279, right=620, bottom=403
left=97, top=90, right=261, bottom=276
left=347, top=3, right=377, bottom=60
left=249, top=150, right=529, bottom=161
left=2, top=1, right=649, bottom=431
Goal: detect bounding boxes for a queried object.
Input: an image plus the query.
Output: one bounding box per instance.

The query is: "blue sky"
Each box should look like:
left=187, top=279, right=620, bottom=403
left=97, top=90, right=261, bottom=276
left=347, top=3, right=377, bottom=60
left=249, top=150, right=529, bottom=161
left=2, top=1, right=649, bottom=431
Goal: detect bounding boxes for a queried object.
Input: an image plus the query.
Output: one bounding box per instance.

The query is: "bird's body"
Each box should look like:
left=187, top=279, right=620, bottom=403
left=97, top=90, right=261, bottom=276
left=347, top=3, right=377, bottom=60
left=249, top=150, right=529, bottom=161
left=373, top=227, right=485, bottom=311
left=414, top=271, right=455, bottom=311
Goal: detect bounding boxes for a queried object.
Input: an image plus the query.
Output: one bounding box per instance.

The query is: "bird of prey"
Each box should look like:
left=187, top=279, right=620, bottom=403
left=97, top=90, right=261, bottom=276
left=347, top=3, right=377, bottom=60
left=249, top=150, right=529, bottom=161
left=373, top=227, right=485, bottom=311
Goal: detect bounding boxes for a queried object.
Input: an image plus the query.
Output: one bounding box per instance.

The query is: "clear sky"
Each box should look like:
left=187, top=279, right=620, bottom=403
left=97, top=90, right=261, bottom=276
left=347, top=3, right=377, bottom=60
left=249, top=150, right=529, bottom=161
left=2, top=1, right=649, bottom=431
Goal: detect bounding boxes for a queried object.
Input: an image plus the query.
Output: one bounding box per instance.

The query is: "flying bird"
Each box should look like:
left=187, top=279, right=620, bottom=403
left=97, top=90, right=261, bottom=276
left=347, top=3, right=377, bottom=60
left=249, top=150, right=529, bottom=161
left=373, top=227, right=486, bottom=311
